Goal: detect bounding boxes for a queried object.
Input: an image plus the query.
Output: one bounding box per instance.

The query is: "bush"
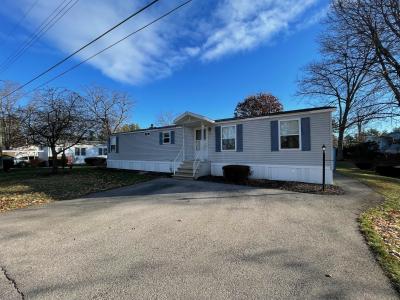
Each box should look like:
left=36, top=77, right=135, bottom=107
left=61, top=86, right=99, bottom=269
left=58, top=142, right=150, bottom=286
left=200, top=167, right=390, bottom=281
left=355, top=162, right=374, bottom=170
left=344, top=142, right=380, bottom=170
left=222, top=165, right=251, bottom=182
left=2, top=156, right=14, bottom=171
left=48, top=158, right=68, bottom=167
left=84, top=157, right=106, bottom=166
left=376, top=166, right=400, bottom=177
left=29, top=158, right=46, bottom=168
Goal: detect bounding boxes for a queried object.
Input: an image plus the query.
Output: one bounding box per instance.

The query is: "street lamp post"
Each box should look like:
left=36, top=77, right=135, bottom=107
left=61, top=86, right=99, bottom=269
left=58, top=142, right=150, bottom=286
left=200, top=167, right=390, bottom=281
left=322, top=144, right=326, bottom=191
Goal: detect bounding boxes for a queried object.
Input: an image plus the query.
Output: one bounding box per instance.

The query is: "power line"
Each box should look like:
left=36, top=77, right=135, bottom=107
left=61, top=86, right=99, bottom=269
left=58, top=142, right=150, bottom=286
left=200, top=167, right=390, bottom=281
left=6, top=0, right=40, bottom=38
left=0, top=0, right=70, bottom=71
left=0, top=0, right=79, bottom=73
left=2, top=0, right=161, bottom=99
left=23, top=0, right=193, bottom=98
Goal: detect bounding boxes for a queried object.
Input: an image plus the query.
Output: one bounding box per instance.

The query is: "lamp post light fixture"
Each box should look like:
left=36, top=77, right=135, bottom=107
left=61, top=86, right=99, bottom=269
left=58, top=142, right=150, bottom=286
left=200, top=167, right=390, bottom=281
left=322, top=144, right=326, bottom=191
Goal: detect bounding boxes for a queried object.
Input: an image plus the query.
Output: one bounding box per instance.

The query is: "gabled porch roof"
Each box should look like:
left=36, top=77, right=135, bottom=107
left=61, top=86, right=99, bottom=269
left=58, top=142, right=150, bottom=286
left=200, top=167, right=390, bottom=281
left=174, top=111, right=215, bottom=127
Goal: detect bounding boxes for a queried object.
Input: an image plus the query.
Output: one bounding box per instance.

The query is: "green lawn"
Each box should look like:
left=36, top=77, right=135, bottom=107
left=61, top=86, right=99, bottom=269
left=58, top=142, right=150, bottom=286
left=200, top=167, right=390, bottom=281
left=0, top=167, right=155, bottom=212
left=337, top=161, right=400, bottom=291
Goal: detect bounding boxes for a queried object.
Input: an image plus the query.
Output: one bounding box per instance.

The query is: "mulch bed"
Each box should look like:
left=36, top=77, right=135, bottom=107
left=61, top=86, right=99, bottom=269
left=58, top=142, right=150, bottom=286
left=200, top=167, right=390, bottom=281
left=198, top=176, right=344, bottom=195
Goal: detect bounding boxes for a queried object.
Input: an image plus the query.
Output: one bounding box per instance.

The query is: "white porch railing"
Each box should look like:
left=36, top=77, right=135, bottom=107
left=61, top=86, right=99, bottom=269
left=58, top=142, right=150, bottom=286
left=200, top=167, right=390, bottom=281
left=172, top=146, right=184, bottom=175
left=193, top=151, right=201, bottom=178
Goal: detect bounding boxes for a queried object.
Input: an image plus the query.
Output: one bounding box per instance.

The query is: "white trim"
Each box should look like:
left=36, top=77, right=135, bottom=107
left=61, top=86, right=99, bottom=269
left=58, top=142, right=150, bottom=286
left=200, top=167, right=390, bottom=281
left=112, top=126, right=182, bottom=136
left=211, top=162, right=333, bottom=184
left=221, top=125, right=236, bottom=152
left=174, top=111, right=215, bottom=124
left=278, top=118, right=301, bottom=151
left=215, top=108, right=335, bottom=126
left=162, top=131, right=171, bottom=144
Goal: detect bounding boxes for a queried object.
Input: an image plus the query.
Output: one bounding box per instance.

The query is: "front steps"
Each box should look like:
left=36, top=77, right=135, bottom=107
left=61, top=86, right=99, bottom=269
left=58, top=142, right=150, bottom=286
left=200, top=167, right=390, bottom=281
left=173, top=160, right=208, bottom=179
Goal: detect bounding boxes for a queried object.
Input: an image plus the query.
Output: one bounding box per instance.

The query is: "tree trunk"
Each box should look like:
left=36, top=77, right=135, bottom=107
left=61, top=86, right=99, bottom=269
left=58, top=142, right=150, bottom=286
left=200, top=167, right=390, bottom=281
left=337, top=127, right=345, bottom=161
left=51, top=146, right=58, bottom=174
left=357, top=122, right=363, bottom=142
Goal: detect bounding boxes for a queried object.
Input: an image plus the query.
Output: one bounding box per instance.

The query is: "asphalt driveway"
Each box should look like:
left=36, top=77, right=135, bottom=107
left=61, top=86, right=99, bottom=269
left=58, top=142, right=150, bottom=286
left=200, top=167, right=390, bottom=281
left=0, top=175, right=397, bottom=299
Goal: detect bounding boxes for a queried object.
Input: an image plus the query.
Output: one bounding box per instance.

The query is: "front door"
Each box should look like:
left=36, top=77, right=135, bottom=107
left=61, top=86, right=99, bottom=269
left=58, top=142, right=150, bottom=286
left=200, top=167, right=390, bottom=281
left=194, top=128, right=208, bottom=160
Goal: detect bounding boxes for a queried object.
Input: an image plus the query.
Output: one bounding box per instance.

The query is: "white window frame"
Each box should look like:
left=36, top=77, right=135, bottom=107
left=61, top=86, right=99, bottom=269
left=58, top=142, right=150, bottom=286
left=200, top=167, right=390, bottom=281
left=162, top=131, right=170, bottom=144
left=110, top=136, right=117, bottom=152
left=278, top=118, right=301, bottom=150
left=221, top=125, right=236, bottom=152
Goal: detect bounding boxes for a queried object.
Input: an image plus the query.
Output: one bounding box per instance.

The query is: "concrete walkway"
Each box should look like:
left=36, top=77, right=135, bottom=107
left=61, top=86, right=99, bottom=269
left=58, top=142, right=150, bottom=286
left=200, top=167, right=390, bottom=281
left=0, top=175, right=397, bottom=299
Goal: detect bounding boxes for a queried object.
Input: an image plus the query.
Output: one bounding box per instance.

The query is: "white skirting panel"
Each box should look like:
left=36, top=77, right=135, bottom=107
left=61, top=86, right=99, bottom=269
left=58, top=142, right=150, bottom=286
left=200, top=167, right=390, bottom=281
left=107, top=160, right=178, bottom=173
left=211, top=163, right=333, bottom=184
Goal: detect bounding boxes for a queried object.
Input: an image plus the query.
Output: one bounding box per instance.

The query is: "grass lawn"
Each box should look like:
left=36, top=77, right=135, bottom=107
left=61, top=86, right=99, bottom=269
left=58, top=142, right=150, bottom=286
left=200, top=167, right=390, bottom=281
left=337, top=161, right=400, bottom=291
left=0, top=167, right=156, bottom=213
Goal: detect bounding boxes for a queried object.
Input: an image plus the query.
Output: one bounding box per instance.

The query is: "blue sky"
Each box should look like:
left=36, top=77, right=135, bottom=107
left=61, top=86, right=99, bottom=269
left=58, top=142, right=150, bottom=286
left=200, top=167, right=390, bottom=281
left=0, top=0, right=331, bottom=127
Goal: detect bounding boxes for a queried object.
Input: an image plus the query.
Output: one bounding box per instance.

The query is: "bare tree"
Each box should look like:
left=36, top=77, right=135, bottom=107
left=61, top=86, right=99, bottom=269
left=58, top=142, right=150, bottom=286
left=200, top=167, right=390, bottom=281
left=332, top=0, right=400, bottom=106
left=234, top=93, right=283, bottom=118
left=22, top=88, right=94, bottom=173
left=85, top=86, right=132, bottom=140
left=0, top=81, right=25, bottom=149
left=155, top=111, right=177, bottom=126
left=297, top=13, right=391, bottom=160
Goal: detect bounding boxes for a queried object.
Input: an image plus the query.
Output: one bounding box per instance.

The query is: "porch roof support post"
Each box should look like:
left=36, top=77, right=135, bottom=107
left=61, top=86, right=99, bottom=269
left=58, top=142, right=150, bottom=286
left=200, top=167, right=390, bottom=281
left=182, top=125, right=185, bottom=161
left=201, top=123, right=205, bottom=161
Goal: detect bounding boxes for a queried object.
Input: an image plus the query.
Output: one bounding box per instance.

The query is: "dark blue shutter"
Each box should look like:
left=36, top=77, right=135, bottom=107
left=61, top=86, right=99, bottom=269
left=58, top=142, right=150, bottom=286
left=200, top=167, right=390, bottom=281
left=271, top=120, right=279, bottom=151
left=115, top=136, right=119, bottom=153
left=236, top=124, right=243, bottom=152
left=170, top=130, right=175, bottom=144
left=301, top=117, right=311, bottom=151
left=159, top=132, right=163, bottom=145
left=215, top=126, right=221, bottom=152
left=107, top=137, right=111, bottom=152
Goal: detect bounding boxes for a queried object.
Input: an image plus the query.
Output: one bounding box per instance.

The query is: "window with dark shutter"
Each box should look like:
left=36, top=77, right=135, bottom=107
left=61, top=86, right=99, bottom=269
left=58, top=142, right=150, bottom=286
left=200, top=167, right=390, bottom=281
left=215, top=126, right=221, bottom=152
left=236, top=124, right=243, bottom=152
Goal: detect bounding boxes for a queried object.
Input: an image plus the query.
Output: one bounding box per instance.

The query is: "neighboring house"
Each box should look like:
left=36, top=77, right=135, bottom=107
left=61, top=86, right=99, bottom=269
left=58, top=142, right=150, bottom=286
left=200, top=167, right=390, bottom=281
left=365, top=135, right=393, bottom=152
left=45, top=142, right=108, bottom=164
left=388, top=132, right=400, bottom=143
left=385, top=144, right=400, bottom=155
left=3, top=142, right=107, bottom=165
left=2, top=145, right=48, bottom=162
left=107, top=106, right=335, bottom=184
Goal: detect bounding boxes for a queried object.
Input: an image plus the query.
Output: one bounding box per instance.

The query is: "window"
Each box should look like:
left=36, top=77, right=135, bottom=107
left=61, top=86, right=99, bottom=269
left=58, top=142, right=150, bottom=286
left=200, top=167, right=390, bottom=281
left=98, top=148, right=103, bottom=156
left=110, top=136, right=117, bottom=152
left=162, top=132, right=170, bottom=144
left=103, top=148, right=107, bottom=155
left=75, top=148, right=80, bottom=156
left=81, top=148, right=86, bottom=156
left=222, top=125, right=236, bottom=151
left=279, top=119, right=300, bottom=149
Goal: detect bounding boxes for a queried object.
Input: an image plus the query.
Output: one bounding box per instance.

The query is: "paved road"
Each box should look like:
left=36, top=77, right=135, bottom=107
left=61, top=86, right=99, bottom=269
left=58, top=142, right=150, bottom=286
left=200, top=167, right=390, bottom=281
left=0, top=175, right=397, bottom=299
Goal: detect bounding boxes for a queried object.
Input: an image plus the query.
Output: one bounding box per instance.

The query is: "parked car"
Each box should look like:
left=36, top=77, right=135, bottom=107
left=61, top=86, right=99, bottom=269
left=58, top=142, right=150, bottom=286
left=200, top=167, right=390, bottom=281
left=14, top=156, right=31, bottom=167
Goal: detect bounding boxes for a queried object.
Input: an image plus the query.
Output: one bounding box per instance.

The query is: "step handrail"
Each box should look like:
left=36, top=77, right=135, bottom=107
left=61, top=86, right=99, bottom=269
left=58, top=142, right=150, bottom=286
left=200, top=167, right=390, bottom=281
left=193, top=151, right=201, bottom=178
left=172, top=146, right=184, bottom=175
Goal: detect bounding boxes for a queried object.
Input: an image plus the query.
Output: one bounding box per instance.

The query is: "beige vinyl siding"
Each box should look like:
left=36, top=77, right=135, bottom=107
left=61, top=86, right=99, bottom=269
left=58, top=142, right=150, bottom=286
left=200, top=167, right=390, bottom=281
left=208, top=111, right=332, bottom=167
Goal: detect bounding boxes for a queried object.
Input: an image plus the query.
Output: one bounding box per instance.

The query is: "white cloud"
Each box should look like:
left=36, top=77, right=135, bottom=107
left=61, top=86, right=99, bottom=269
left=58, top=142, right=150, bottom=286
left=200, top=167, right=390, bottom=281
left=0, top=0, right=323, bottom=85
